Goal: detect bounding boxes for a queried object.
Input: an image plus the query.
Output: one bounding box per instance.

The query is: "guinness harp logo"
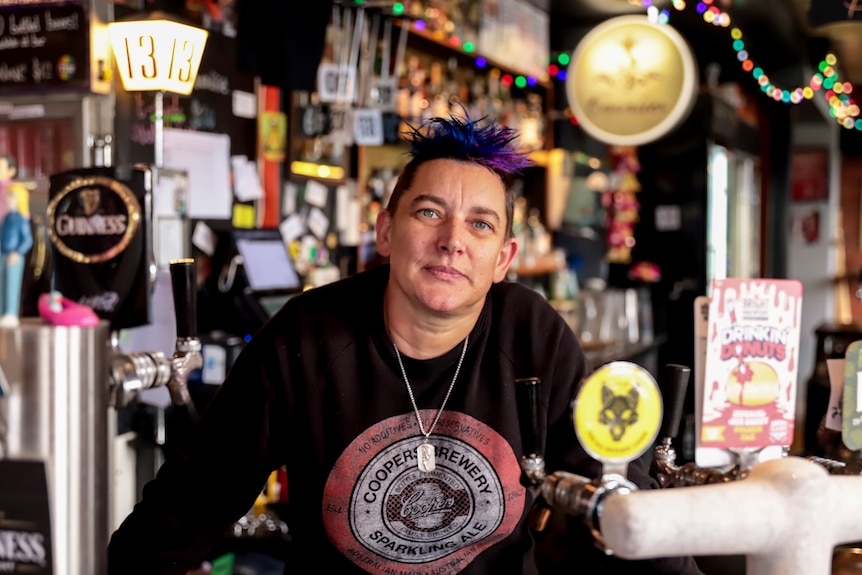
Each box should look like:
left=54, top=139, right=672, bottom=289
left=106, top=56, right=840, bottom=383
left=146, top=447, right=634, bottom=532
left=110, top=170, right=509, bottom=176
left=47, top=176, right=141, bottom=264
left=79, top=187, right=101, bottom=216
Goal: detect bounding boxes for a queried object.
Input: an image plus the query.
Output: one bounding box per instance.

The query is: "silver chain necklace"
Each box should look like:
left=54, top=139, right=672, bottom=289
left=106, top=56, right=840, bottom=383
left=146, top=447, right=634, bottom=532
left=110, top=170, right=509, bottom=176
left=393, top=335, right=468, bottom=472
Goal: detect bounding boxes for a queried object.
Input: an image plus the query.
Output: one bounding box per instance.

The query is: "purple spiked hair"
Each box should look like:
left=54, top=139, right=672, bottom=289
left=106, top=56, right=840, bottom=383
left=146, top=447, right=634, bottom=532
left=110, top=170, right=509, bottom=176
left=386, top=112, right=533, bottom=239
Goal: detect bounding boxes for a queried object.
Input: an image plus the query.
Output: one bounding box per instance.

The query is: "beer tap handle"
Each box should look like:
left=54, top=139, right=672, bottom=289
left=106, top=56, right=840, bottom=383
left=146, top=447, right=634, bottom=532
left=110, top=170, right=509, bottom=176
left=166, top=258, right=202, bottom=408
left=658, top=364, right=691, bottom=440
left=516, top=377, right=542, bottom=460
left=515, top=376, right=552, bottom=531
left=170, top=258, right=197, bottom=340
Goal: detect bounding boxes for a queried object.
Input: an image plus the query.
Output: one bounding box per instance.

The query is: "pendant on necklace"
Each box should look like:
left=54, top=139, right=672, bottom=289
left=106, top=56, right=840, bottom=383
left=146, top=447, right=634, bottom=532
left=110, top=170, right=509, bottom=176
left=417, top=440, right=436, bottom=472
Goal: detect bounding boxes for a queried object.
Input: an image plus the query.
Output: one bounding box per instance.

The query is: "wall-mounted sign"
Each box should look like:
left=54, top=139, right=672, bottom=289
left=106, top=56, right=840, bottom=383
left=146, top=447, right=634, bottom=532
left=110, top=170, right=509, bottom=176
left=0, top=2, right=94, bottom=93
left=566, top=15, right=698, bottom=146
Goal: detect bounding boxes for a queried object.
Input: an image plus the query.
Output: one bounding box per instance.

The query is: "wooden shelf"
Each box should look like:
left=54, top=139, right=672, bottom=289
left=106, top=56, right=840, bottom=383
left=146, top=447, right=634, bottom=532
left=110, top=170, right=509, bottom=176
left=515, top=253, right=565, bottom=277
left=396, top=20, right=551, bottom=89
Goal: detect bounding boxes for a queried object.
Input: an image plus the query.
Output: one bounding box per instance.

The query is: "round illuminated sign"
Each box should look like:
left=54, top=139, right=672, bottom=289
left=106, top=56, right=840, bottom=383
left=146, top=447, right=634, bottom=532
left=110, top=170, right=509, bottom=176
left=566, top=15, right=698, bottom=146
left=573, top=361, right=663, bottom=464
left=47, top=176, right=141, bottom=264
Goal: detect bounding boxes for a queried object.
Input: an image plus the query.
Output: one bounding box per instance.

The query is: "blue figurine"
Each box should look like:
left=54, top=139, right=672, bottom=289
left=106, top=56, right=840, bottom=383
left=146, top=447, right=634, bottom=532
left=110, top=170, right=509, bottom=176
left=0, top=155, right=33, bottom=328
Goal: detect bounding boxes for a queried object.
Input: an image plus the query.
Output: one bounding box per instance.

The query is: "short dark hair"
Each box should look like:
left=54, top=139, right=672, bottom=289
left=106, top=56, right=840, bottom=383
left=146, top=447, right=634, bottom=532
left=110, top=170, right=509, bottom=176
left=386, top=113, right=533, bottom=239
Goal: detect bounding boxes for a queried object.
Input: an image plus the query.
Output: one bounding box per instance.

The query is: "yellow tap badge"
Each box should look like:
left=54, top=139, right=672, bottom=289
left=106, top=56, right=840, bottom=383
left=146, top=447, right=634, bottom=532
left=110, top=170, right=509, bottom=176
left=574, top=361, right=663, bottom=464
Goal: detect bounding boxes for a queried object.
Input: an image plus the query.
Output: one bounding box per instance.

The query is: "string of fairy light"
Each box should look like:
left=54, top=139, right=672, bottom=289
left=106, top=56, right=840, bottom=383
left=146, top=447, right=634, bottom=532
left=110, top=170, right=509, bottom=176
left=359, top=0, right=859, bottom=130
left=546, top=0, right=862, bottom=130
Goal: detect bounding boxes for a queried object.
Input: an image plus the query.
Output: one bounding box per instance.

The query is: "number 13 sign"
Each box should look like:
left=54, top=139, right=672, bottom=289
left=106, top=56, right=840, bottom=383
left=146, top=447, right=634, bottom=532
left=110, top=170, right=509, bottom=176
left=109, top=17, right=208, bottom=95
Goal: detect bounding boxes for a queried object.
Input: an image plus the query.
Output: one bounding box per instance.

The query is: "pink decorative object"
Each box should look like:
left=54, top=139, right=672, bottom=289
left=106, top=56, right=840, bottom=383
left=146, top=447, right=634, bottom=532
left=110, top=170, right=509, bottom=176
left=38, top=292, right=100, bottom=327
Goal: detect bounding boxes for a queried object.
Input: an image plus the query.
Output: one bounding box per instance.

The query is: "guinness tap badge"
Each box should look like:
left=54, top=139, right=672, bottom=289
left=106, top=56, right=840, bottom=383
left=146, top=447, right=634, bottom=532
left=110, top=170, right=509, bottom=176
left=47, top=176, right=141, bottom=264
left=48, top=167, right=152, bottom=330
left=566, top=15, right=698, bottom=146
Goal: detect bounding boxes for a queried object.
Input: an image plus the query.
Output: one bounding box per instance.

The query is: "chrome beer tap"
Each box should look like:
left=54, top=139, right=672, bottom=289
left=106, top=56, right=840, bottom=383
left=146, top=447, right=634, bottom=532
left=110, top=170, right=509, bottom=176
left=167, top=258, right=203, bottom=408
left=517, top=362, right=658, bottom=551
left=109, top=258, right=202, bottom=410
left=650, top=364, right=747, bottom=486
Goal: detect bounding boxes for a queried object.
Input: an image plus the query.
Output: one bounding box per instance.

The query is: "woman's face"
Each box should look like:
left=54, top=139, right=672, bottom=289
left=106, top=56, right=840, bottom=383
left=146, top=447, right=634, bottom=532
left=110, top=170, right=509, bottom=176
left=376, top=158, right=517, bottom=319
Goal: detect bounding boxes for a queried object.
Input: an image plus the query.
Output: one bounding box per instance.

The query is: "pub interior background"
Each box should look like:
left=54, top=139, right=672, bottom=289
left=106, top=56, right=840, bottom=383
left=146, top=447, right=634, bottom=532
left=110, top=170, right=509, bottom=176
left=4, top=0, right=862, bottom=573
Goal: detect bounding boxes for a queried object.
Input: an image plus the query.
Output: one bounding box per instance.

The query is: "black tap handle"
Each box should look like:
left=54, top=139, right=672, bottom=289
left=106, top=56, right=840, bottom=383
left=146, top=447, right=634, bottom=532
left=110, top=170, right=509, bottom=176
left=170, top=258, right=197, bottom=339
left=516, top=377, right=542, bottom=457
left=659, top=364, right=691, bottom=439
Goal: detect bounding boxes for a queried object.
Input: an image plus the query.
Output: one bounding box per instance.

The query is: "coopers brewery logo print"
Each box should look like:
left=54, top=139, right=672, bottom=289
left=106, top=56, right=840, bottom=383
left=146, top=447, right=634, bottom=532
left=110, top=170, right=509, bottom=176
left=360, top=438, right=499, bottom=563
left=323, top=412, right=525, bottom=574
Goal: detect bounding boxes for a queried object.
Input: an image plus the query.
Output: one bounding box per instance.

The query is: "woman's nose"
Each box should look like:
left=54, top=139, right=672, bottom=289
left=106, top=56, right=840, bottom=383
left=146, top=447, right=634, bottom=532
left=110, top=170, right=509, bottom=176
left=437, top=220, right=465, bottom=253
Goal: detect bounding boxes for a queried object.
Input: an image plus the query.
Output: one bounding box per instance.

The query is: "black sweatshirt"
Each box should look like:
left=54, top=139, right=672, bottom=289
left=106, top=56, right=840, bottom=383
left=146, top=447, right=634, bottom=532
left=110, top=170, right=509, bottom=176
left=108, top=264, right=703, bottom=575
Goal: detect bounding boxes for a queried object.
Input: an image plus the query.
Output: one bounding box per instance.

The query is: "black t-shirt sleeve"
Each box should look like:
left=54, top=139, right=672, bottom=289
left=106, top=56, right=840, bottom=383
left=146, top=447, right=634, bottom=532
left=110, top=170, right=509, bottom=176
left=107, top=337, right=288, bottom=574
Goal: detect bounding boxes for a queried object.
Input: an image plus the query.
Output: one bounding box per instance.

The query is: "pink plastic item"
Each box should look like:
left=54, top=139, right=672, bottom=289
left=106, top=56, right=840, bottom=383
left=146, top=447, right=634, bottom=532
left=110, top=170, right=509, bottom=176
left=38, top=292, right=100, bottom=327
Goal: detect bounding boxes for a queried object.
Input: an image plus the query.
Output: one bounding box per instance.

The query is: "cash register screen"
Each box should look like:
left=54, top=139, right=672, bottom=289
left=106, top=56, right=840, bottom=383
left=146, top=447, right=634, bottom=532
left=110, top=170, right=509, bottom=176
left=235, top=236, right=301, bottom=292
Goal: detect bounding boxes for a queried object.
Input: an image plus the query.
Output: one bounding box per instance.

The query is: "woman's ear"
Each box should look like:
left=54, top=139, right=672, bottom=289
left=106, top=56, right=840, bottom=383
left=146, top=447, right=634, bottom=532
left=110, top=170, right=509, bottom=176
left=375, top=209, right=393, bottom=257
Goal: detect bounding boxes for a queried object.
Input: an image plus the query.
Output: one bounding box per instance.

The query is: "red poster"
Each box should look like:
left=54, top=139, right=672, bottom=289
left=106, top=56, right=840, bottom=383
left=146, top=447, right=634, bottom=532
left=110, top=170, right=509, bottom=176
left=790, top=149, right=828, bottom=202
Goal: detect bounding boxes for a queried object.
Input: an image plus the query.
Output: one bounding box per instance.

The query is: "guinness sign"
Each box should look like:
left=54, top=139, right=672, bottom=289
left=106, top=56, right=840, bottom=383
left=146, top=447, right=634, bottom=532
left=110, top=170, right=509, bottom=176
left=48, top=167, right=152, bottom=329
left=47, top=175, right=140, bottom=264
left=0, top=460, right=52, bottom=575
left=566, top=15, right=698, bottom=146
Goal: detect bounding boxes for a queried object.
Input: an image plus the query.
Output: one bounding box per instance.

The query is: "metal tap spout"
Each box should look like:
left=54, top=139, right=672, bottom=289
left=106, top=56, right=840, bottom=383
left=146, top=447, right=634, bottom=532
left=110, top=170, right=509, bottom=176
left=168, top=336, right=203, bottom=406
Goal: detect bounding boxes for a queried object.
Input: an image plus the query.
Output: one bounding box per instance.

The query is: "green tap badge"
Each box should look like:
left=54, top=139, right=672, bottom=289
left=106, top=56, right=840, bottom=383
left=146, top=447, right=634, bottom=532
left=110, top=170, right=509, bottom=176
left=843, top=340, right=862, bottom=451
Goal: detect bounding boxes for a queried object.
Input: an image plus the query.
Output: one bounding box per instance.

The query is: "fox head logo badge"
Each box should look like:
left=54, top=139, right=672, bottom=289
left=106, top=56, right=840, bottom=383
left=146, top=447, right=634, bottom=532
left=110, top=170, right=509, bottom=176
left=599, top=383, right=639, bottom=441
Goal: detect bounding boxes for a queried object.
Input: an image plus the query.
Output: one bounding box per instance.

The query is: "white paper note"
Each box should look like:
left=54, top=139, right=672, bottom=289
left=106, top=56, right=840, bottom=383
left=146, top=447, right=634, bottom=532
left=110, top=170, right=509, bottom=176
left=305, top=180, right=329, bottom=209
left=163, top=128, right=232, bottom=219
left=307, top=206, right=330, bottom=240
